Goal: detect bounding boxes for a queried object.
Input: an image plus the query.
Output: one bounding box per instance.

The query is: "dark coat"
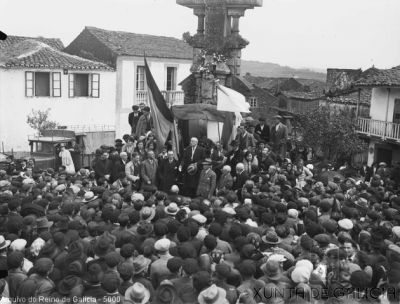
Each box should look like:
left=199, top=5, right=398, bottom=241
left=140, top=159, right=158, bottom=187
left=181, top=145, right=206, bottom=171
left=271, top=123, right=288, bottom=146
left=225, top=149, right=243, bottom=176
left=254, top=124, right=270, bottom=142
left=233, top=171, right=249, bottom=192
left=158, top=158, right=179, bottom=192
left=111, top=158, right=127, bottom=183
left=128, top=111, right=142, bottom=134
left=136, top=114, right=153, bottom=137
left=93, top=159, right=113, bottom=180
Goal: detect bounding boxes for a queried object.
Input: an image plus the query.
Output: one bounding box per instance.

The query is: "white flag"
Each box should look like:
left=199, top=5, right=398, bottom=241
left=217, top=84, right=250, bottom=113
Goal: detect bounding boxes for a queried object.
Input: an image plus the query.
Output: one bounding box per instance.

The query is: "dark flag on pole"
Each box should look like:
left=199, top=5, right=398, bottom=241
left=144, top=58, right=180, bottom=157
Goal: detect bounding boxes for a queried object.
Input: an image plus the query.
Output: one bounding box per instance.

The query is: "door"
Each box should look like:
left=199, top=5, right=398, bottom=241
left=376, top=147, right=392, bottom=166
left=393, top=99, right=400, bottom=124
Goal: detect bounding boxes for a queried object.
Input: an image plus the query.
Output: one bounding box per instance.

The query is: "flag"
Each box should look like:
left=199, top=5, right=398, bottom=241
left=217, top=84, right=250, bottom=113
left=144, top=58, right=179, bottom=157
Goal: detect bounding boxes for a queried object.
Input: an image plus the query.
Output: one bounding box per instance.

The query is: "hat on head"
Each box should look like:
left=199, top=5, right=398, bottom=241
left=0, top=235, right=11, bottom=250
left=262, top=231, right=282, bottom=245
left=154, top=238, right=171, bottom=252
left=192, top=214, right=207, bottom=224
left=165, top=203, right=179, bottom=216
left=355, top=197, right=368, bottom=209
left=198, top=284, right=228, bottom=304
left=268, top=254, right=287, bottom=263
left=261, top=260, right=282, bottom=281
left=133, top=255, right=151, bottom=274
left=338, top=218, right=353, bottom=230
left=392, top=226, right=400, bottom=239
left=291, top=266, right=311, bottom=283
left=314, top=234, right=330, bottom=247
left=84, top=191, right=98, bottom=203
left=125, top=282, right=151, bottom=304
left=36, top=217, right=53, bottom=229
left=153, top=280, right=182, bottom=304
left=140, top=207, right=155, bottom=222
left=201, top=158, right=212, bottom=165
left=10, top=238, right=27, bottom=252
left=222, top=206, right=236, bottom=216
left=57, top=275, right=83, bottom=295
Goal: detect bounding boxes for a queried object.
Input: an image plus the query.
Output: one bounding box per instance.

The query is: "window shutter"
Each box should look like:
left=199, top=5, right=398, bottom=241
left=91, top=73, right=100, bottom=98
left=52, top=72, right=61, bottom=97
left=25, top=72, right=34, bottom=97
left=68, top=74, right=74, bottom=98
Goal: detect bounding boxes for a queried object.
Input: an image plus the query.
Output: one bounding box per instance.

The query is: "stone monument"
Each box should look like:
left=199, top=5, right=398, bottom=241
left=177, top=0, right=263, bottom=105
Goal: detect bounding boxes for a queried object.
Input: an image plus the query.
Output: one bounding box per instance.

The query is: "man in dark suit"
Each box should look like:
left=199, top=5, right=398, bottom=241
left=111, top=152, right=129, bottom=183
left=254, top=117, right=270, bottom=143
left=232, top=163, right=249, bottom=201
left=180, top=137, right=206, bottom=197
left=225, top=140, right=243, bottom=177
left=158, top=150, right=179, bottom=192
left=271, top=115, right=289, bottom=161
left=140, top=151, right=158, bottom=189
left=128, top=105, right=142, bottom=136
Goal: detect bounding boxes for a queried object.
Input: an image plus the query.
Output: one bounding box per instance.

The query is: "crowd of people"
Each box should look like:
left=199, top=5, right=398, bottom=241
left=1, top=114, right=400, bottom=304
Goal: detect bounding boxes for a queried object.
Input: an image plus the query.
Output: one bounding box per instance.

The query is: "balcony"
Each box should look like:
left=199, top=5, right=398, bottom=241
left=135, top=90, right=184, bottom=107
left=357, top=117, right=400, bottom=141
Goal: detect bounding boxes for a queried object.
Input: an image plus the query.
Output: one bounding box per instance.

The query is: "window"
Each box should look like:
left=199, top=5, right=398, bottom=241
left=249, top=97, right=258, bottom=108
left=136, top=66, right=146, bottom=91
left=68, top=73, right=100, bottom=98
left=25, top=72, right=61, bottom=97
left=166, top=67, right=177, bottom=91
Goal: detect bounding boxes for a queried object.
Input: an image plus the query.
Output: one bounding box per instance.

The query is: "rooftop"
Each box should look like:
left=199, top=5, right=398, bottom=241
left=83, top=26, right=193, bottom=60
left=0, top=39, right=113, bottom=70
left=280, top=90, right=325, bottom=100
left=354, top=66, right=400, bottom=87
left=0, top=35, right=64, bottom=51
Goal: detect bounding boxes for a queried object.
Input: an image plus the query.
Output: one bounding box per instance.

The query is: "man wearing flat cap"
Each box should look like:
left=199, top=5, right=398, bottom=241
left=271, top=115, right=288, bottom=160
left=128, top=105, right=142, bottom=136
left=255, top=117, right=270, bottom=143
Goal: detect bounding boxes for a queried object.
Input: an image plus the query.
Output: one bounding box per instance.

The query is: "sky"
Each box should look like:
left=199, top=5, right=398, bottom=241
left=1, top=0, right=400, bottom=71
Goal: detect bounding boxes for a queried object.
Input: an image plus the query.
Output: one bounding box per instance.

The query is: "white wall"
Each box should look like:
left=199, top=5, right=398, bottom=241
left=115, top=56, right=191, bottom=138
left=370, top=87, right=400, bottom=122
left=0, top=68, right=116, bottom=152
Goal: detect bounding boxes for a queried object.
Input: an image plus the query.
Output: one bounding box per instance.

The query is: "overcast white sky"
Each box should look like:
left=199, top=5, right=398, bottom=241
left=1, top=0, right=399, bottom=71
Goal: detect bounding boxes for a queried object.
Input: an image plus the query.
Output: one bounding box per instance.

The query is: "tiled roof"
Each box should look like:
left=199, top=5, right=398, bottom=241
left=85, top=26, right=193, bottom=60
left=326, top=88, right=371, bottom=105
left=354, top=66, right=400, bottom=87
left=281, top=90, right=325, bottom=100
left=0, top=39, right=113, bottom=70
left=0, top=35, right=64, bottom=50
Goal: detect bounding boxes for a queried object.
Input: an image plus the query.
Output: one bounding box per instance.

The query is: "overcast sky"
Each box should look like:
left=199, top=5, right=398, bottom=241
left=1, top=0, right=399, bottom=71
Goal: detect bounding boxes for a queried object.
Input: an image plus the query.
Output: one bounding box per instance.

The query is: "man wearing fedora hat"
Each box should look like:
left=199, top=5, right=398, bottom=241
left=196, top=158, right=217, bottom=199
left=225, top=140, right=243, bottom=177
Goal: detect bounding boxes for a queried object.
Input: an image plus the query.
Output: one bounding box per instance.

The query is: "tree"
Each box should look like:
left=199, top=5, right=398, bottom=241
left=293, top=107, right=367, bottom=163
left=26, top=108, right=59, bottom=135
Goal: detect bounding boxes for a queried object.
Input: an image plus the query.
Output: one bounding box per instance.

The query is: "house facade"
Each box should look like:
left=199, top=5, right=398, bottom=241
left=0, top=37, right=116, bottom=152
left=354, top=66, right=400, bottom=166
left=65, top=27, right=192, bottom=138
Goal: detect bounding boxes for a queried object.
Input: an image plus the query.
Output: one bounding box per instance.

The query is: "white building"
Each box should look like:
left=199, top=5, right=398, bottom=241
left=65, top=26, right=192, bottom=138
left=0, top=36, right=116, bottom=152
left=355, top=66, right=400, bottom=165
